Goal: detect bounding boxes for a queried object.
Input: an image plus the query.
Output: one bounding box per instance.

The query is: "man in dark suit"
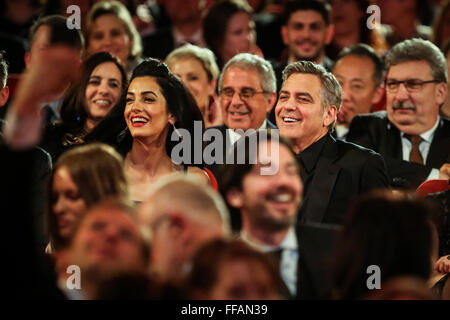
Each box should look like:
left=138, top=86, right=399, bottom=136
left=205, top=53, right=277, bottom=177
left=142, top=0, right=206, bottom=60
left=275, top=61, right=390, bottom=225
left=220, top=131, right=339, bottom=299
left=347, top=38, right=450, bottom=189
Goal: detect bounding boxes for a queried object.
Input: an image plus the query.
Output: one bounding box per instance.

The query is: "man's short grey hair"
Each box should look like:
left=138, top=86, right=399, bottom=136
left=282, top=61, right=342, bottom=130
left=148, top=174, right=231, bottom=234
left=166, top=44, right=220, bottom=81
left=218, top=53, right=276, bottom=94
left=386, top=38, right=448, bottom=84
left=0, top=51, right=8, bottom=89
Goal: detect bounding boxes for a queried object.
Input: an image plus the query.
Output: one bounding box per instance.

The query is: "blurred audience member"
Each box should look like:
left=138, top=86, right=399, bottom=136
left=332, top=44, right=385, bottom=139
left=138, top=174, right=230, bottom=284
left=117, top=58, right=209, bottom=202
left=60, top=199, right=149, bottom=299
left=185, top=239, right=284, bottom=299
left=46, top=143, right=129, bottom=254
left=376, top=0, right=432, bottom=48
left=0, top=50, right=52, bottom=251
left=0, top=0, right=43, bottom=40
left=203, top=0, right=263, bottom=69
left=331, top=191, right=439, bottom=299
left=326, top=0, right=388, bottom=61
left=23, top=15, right=84, bottom=126
left=85, top=1, right=143, bottom=77
left=165, top=44, right=221, bottom=127
left=143, top=0, right=207, bottom=61
left=347, top=38, right=450, bottom=189
left=363, top=276, right=437, bottom=300
left=275, top=0, right=334, bottom=90
left=275, top=61, right=389, bottom=225
left=40, top=52, right=127, bottom=162
left=432, top=0, right=450, bottom=50
left=205, top=53, right=277, bottom=179
left=220, top=131, right=302, bottom=297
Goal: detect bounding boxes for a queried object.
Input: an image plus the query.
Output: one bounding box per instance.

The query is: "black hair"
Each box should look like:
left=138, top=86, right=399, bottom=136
left=334, top=43, right=385, bottom=87
left=283, top=0, right=331, bottom=26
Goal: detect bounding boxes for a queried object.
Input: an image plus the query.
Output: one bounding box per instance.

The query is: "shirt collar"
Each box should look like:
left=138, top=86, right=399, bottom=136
left=228, top=120, right=268, bottom=145
left=401, top=116, right=440, bottom=143
left=241, top=227, right=298, bottom=252
left=297, top=133, right=329, bottom=173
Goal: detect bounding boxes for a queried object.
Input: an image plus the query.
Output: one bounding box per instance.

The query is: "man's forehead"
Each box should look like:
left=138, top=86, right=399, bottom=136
left=387, top=60, right=433, bottom=79
left=334, top=56, right=376, bottom=80
left=288, top=10, right=327, bottom=25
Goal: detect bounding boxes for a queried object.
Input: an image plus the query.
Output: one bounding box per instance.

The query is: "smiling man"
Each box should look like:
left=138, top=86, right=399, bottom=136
left=205, top=53, right=277, bottom=177
left=347, top=38, right=450, bottom=189
left=275, top=61, right=389, bottom=225
left=332, top=44, right=385, bottom=139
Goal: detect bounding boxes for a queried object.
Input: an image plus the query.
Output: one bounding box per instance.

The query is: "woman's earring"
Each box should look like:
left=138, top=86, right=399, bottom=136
left=172, top=122, right=183, bottom=140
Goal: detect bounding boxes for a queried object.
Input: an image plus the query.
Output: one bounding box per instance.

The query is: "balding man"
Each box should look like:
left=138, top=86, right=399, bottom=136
left=138, top=174, right=230, bottom=282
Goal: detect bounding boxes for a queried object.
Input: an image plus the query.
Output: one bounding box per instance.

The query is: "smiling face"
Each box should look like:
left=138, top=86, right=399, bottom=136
left=88, top=14, right=131, bottom=66
left=124, top=76, right=174, bottom=143
left=275, top=73, right=336, bottom=152
left=52, top=166, right=87, bottom=240
left=329, top=0, right=363, bottom=36
left=281, top=10, right=333, bottom=63
left=168, top=57, right=215, bottom=115
left=220, top=66, right=275, bottom=131
left=84, top=61, right=123, bottom=129
left=229, top=142, right=302, bottom=232
left=220, top=12, right=255, bottom=63
left=386, top=60, right=446, bottom=135
left=333, top=55, right=382, bottom=126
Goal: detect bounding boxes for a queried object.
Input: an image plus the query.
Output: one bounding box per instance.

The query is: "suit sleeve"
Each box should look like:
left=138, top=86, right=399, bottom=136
left=359, top=152, right=390, bottom=193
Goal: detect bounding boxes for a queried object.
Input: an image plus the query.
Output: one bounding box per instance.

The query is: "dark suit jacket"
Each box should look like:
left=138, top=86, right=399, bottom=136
left=204, top=121, right=278, bottom=182
left=297, top=134, right=390, bottom=225
left=346, top=111, right=450, bottom=189
left=296, top=223, right=340, bottom=299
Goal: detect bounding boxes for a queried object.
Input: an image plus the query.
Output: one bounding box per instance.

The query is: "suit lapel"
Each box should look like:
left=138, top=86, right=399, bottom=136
left=386, top=121, right=403, bottom=160
left=302, top=137, right=340, bottom=224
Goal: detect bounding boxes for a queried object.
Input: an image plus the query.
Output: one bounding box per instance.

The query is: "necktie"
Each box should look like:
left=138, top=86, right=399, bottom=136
left=405, top=134, right=424, bottom=165
left=270, top=248, right=283, bottom=272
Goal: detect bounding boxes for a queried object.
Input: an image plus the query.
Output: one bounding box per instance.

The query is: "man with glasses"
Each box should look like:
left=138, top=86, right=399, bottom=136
left=205, top=53, right=277, bottom=177
left=347, top=38, right=450, bottom=189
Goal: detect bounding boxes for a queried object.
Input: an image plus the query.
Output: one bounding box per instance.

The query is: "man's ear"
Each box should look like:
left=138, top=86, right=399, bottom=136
left=266, top=92, right=277, bottom=113
left=0, top=86, right=10, bottom=107
left=226, top=188, right=244, bottom=209
left=24, top=52, right=31, bottom=69
left=323, top=105, right=337, bottom=128
left=325, top=24, right=335, bottom=45
left=371, top=86, right=384, bottom=106
left=281, top=26, right=289, bottom=46
left=435, top=82, right=447, bottom=105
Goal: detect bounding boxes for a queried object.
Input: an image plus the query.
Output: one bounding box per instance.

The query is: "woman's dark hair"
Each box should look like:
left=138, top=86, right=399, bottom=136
left=203, top=0, right=253, bottom=68
left=122, top=58, right=204, bottom=166
left=60, top=51, right=127, bottom=135
left=184, top=238, right=283, bottom=299
left=331, top=191, right=439, bottom=299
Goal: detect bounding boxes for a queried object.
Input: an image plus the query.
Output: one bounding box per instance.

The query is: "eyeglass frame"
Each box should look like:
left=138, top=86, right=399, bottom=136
left=219, top=87, right=268, bottom=101
left=385, top=79, right=440, bottom=93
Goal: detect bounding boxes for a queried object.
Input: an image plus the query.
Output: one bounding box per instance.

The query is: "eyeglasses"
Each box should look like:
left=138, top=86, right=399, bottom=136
left=220, top=87, right=266, bottom=101
left=385, top=79, right=439, bottom=93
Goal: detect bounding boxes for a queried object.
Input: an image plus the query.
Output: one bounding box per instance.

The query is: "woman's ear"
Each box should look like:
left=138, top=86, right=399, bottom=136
left=168, top=113, right=176, bottom=125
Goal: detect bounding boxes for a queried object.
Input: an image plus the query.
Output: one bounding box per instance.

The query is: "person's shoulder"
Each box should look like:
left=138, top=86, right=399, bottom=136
left=334, top=137, right=382, bottom=161
left=354, top=110, right=388, bottom=122
left=187, top=166, right=211, bottom=185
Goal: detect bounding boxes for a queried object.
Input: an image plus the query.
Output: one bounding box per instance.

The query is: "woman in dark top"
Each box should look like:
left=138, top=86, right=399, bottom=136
left=119, top=58, right=210, bottom=202
left=40, top=51, right=127, bottom=162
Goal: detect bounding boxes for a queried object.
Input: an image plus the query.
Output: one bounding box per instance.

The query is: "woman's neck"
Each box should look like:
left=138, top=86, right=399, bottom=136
left=84, top=117, right=99, bottom=132
left=126, top=138, right=174, bottom=176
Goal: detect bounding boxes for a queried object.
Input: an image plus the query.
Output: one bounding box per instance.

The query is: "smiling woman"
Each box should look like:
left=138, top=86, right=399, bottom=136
left=116, top=58, right=211, bottom=202
left=40, top=52, right=127, bottom=162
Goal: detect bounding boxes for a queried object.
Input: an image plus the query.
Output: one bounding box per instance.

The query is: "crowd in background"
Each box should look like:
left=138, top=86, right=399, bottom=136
left=0, top=0, right=450, bottom=300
